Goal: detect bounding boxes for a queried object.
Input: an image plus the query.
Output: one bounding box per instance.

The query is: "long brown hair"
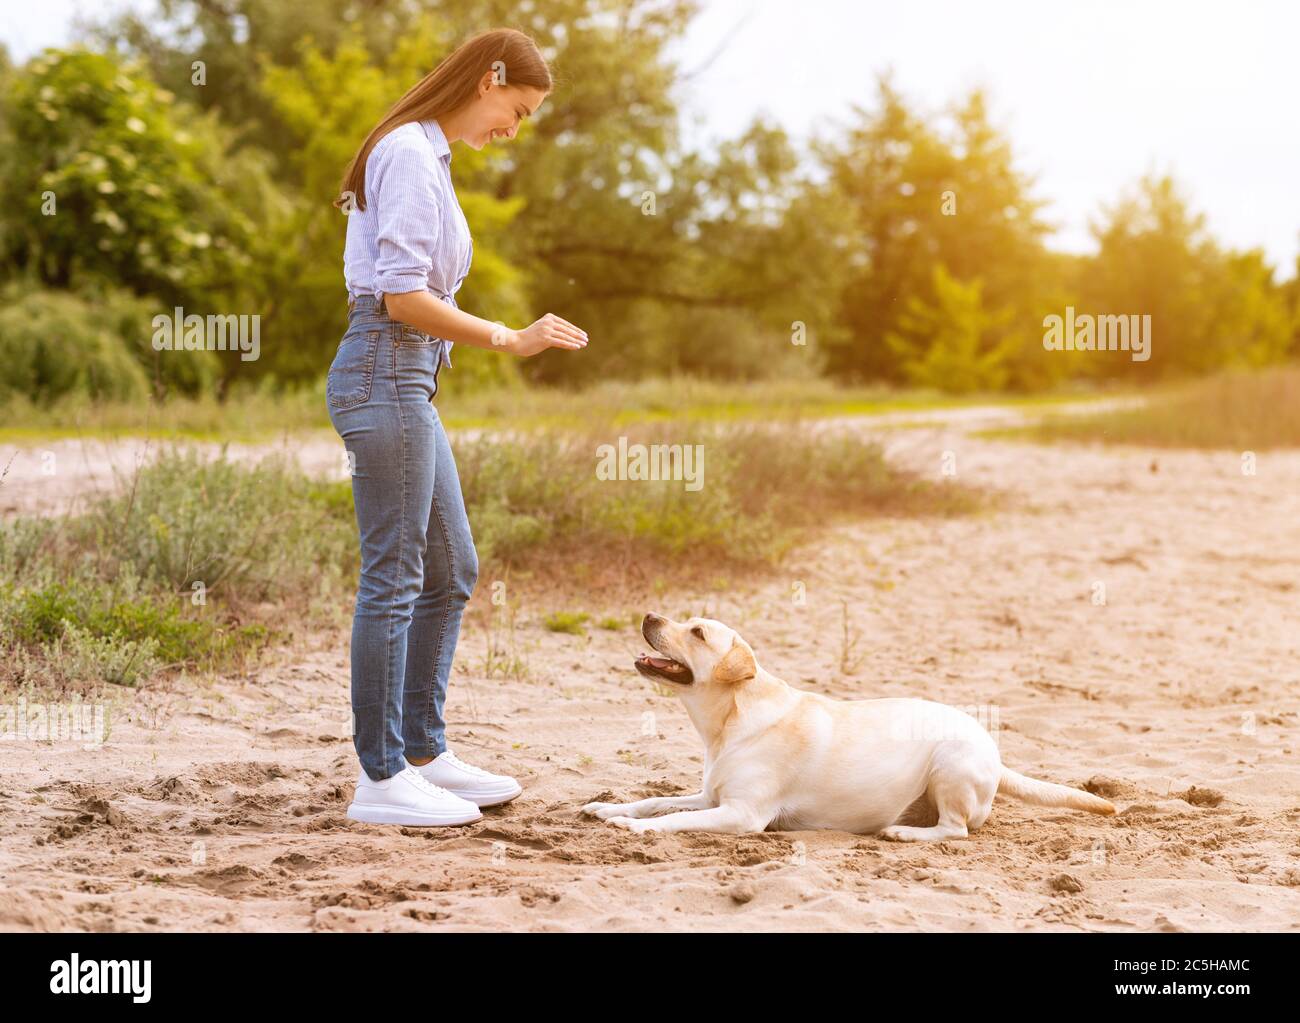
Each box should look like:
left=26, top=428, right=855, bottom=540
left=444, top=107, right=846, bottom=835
left=335, top=28, right=552, bottom=211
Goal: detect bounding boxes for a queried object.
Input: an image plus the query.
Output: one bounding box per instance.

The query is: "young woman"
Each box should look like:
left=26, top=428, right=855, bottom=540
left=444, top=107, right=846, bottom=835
left=328, top=28, right=587, bottom=827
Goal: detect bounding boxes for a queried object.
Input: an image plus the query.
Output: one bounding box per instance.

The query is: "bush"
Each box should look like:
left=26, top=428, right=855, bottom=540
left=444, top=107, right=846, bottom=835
left=98, top=285, right=221, bottom=396
left=0, top=48, right=277, bottom=307
left=885, top=266, right=1015, bottom=395
left=1018, top=364, right=1300, bottom=450
left=42, top=620, right=161, bottom=688
left=0, top=577, right=271, bottom=673
left=0, top=286, right=149, bottom=404
left=457, top=417, right=978, bottom=573
left=76, top=448, right=356, bottom=601
left=0, top=447, right=350, bottom=690
left=0, top=283, right=221, bottom=404
left=0, top=419, right=979, bottom=694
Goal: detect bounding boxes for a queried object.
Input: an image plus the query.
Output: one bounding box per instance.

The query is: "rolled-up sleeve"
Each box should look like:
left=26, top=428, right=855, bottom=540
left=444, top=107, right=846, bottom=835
left=371, top=136, right=441, bottom=297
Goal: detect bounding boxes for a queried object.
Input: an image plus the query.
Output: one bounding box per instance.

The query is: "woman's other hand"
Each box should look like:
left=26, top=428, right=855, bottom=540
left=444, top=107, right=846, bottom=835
left=507, top=313, right=588, bottom=356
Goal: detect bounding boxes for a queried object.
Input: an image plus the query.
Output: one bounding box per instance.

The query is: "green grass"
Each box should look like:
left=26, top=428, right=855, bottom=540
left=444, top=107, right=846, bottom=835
left=2, top=581, right=270, bottom=668
left=442, top=377, right=1105, bottom=431
left=0, top=449, right=357, bottom=694
left=542, top=611, right=591, bottom=635
left=457, top=416, right=981, bottom=584
left=0, top=383, right=329, bottom=443
left=0, top=375, right=1120, bottom=442
left=992, top=366, right=1300, bottom=450
left=1, top=412, right=983, bottom=693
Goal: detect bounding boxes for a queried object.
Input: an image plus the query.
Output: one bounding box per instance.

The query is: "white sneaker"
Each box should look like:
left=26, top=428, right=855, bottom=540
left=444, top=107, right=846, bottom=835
left=346, top=766, right=483, bottom=827
left=413, top=750, right=522, bottom=808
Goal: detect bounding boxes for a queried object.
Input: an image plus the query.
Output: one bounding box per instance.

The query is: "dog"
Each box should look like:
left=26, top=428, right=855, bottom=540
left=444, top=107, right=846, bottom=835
left=582, top=613, right=1116, bottom=840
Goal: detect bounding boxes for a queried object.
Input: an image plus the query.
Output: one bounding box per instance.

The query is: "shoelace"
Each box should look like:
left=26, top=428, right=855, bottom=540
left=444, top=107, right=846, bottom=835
left=402, top=768, right=456, bottom=800
left=441, top=751, right=492, bottom=777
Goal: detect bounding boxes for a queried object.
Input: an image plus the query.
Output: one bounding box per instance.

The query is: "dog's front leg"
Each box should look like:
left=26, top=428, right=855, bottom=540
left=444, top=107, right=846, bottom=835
left=581, top=792, right=713, bottom=820
left=606, top=801, right=769, bottom=835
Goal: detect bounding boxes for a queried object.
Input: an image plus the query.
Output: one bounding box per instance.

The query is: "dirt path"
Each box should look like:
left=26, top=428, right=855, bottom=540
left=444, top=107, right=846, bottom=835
left=3, top=415, right=1299, bottom=932
left=0, top=397, right=1137, bottom=518
left=0, top=432, right=347, bottom=518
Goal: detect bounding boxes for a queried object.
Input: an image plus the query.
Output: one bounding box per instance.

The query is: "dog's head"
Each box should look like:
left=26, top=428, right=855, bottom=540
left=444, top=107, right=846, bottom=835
left=634, top=613, right=757, bottom=691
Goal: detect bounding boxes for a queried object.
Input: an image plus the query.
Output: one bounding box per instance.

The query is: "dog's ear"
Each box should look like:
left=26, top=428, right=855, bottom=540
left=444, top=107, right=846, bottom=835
left=712, top=640, right=757, bottom=685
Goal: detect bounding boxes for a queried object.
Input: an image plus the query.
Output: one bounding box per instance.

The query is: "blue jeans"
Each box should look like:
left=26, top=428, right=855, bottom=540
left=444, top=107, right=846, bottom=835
left=326, top=296, right=479, bottom=781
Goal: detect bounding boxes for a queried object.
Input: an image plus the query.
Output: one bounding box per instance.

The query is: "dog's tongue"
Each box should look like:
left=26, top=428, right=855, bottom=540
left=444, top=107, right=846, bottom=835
left=642, top=655, right=678, bottom=670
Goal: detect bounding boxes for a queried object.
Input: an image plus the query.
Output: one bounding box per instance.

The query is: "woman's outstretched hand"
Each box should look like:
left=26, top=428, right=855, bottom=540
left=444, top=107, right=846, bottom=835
left=506, top=313, right=588, bottom=357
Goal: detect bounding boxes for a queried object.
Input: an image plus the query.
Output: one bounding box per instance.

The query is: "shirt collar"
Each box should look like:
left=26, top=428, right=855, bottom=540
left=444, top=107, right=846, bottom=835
left=420, top=118, right=452, bottom=163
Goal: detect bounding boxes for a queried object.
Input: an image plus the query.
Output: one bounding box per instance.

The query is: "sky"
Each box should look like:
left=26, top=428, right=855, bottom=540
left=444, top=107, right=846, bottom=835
left=4, top=0, right=1297, bottom=275
left=668, top=0, right=1299, bottom=273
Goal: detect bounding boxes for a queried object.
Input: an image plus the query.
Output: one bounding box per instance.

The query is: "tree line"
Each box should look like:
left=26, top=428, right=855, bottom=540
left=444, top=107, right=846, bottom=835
left=1, top=0, right=1296, bottom=407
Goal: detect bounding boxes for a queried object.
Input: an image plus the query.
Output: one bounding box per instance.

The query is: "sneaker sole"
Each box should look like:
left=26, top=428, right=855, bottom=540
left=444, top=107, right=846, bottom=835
left=346, top=801, right=482, bottom=827
left=453, top=784, right=523, bottom=809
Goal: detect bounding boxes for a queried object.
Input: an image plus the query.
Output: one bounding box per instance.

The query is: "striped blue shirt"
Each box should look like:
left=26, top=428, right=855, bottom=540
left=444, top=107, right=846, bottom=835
left=343, top=118, right=473, bottom=369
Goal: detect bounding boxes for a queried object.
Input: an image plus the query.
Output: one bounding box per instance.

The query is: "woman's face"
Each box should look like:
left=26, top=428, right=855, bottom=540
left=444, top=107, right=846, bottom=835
left=463, top=77, right=548, bottom=150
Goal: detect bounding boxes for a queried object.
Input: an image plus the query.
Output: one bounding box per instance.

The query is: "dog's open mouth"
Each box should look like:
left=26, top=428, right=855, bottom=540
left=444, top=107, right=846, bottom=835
left=634, top=653, right=694, bottom=685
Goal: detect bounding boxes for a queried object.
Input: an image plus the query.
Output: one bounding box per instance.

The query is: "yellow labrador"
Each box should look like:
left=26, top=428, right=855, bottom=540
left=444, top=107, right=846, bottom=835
left=582, top=613, right=1115, bottom=840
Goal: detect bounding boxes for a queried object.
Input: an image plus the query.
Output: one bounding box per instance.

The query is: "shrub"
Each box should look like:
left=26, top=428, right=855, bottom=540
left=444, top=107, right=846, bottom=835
left=76, top=448, right=356, bottom=601
left=0, top=578, right=272, bottom=673
left=457, top=417, right=977, bottom=574
left=1017, top=365, right=1300, bottom=449
left=43, top=620, right=161, bottom=688
left=543, top=611, right=590, bottom=635
left=0, top=286, right=149, bottom=404
left=0, top=48, right=276, bottom=306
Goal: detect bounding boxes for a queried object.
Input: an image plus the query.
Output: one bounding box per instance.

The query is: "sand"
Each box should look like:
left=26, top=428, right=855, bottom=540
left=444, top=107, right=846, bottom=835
left=2, top=413, right=1300, bottom=932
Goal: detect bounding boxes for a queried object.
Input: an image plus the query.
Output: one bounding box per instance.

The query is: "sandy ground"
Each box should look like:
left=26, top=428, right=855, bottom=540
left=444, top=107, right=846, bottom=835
left=2, top=413, right=1300, bottom=932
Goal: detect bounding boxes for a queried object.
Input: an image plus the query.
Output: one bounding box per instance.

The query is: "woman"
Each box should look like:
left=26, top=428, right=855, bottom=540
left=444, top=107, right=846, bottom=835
left=327, top=28, right=587, bottom=827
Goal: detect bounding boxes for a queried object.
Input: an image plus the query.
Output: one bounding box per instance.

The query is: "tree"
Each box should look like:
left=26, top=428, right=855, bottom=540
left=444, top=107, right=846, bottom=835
left=1081, top=175, right=1291, bottom=379
left=885, top=264, right=1015, bottom=394
left=818, top=80, right=1058, bottom=389
left=1, top=49, right=282, bottom=306
left=1284, top=254, right=1300, bottom=357
left=91, top=0, right=848, bottom=386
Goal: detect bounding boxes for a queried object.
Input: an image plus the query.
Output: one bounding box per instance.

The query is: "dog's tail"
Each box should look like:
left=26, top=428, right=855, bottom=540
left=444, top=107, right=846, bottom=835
left=997, top=768, right=1116, bottom=816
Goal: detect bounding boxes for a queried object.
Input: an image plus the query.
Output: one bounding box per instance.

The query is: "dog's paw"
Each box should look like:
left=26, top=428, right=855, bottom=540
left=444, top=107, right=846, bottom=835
left=878, top=825, right=913, bottom=843
left=581, top=801, right=622, bottom=819
left=606, top=815, right=655, bottom=834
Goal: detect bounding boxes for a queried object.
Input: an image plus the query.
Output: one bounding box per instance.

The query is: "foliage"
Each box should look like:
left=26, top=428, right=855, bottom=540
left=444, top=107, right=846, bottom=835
left=0, top=282, right=220, bottom=404
left=456, top=418, right=979, bottom=573
left=819, top=82, right=1061, bottom=390
left=1016, top=365, right=1300, bottom=450
left=1081, top=175, right=1293, bottom=379
left=0, top=49, right=283, bottom=310
left=0, top=3, right=1293, bottom=400
left=0, top=285, right=150, bottom=403
left=885, top=265, right=1016, bottom=394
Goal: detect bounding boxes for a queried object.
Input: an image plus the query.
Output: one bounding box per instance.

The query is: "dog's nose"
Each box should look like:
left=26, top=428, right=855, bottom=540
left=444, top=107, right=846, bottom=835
left=641, top=613, right=662, bottom=645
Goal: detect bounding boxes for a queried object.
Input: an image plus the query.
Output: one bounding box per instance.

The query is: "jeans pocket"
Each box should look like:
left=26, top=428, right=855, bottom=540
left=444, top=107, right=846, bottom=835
left=327, top=330, right=380, bottom=409
left=394, top=324, right=441, bottom=347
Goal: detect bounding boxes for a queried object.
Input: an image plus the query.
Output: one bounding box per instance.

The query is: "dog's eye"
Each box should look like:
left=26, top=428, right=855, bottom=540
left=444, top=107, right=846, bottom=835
left=691, top=626, right=705, bottom=640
